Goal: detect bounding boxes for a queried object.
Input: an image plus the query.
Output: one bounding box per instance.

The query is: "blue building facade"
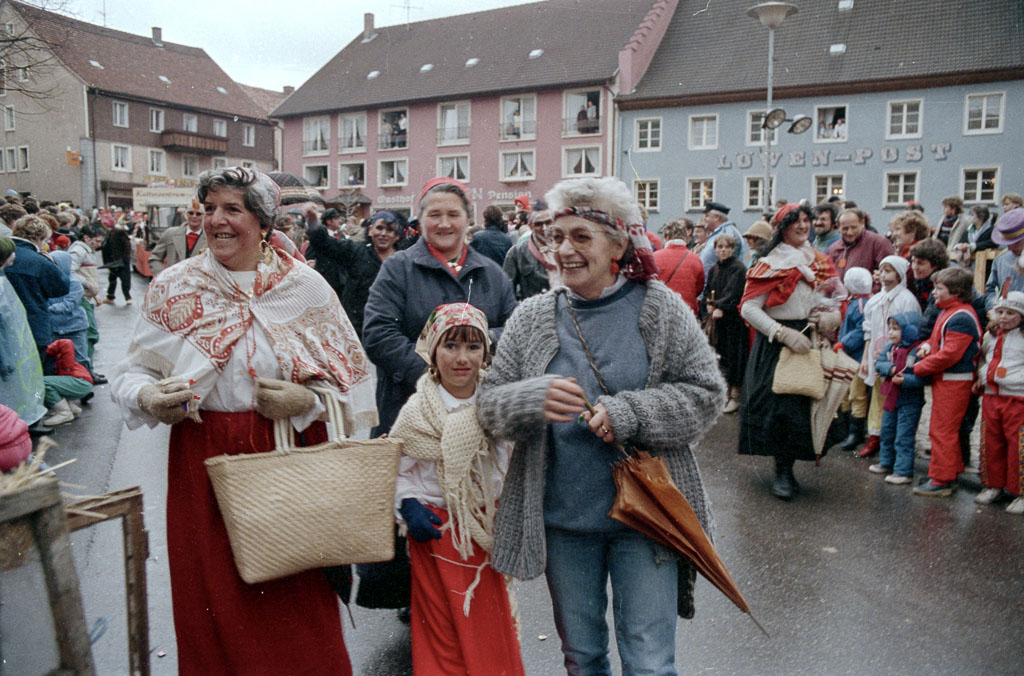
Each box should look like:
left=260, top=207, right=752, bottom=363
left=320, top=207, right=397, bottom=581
left=619, top=80, right=1024, bottom=233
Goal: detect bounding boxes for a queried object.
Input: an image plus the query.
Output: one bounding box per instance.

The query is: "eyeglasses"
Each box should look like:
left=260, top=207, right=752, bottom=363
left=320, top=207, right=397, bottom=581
left=533, top=220, right=553, bottom=227
left=187, top=211, right=202, bottom=216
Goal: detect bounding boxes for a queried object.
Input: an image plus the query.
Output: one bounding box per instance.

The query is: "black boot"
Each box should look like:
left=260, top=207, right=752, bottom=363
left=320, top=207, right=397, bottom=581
left=840, top=416, right=866, bottom=452
left=785, top=462, right=801, bottom=494
left=771, top=457, right=794, bottom=500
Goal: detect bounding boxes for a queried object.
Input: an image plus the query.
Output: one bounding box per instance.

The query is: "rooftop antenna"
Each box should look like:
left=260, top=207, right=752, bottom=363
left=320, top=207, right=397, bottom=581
left=392, top=0, right=422, bottom=27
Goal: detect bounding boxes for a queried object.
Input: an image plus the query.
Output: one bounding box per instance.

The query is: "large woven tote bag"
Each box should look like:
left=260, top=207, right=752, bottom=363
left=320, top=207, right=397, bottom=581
left=205, top=388, right=401, bottom=584
left=771, top=329, right=827, bottom=400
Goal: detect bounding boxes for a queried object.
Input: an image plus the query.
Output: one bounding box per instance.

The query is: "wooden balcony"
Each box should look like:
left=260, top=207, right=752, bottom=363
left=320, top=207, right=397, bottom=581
left=160, top=129, right=228, bottom=155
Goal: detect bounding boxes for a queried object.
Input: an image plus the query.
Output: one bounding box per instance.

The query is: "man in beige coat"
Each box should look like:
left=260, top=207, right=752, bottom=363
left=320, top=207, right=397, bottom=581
left=148, top=200, right=206, bottom=277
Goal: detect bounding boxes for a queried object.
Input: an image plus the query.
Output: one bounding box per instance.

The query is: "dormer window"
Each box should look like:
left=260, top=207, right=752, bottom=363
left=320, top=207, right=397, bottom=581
left=420, top=64, right=434, bottom=73
left=829, top=43, right=846, bottom=55
left=216, top=86, right=228, bottom=94
left=89, top=59, right=103, bottom=69
left=529, top=49, right=543, bottom=59
left=158, top=75, right=170, bottom=83
left=465, top=58, right=479, bottom=68
left=367, top=70, right=380, bottom=80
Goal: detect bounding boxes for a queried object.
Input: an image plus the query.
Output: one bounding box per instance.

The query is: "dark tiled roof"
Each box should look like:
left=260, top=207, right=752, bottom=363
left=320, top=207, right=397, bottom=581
left=272, top=0, right=657, bottom=118
left=12, top=1, right=265, bottom=119
left=239, top=84, right=287, bottom=119
left=623, top=0, right=1024, bottom=103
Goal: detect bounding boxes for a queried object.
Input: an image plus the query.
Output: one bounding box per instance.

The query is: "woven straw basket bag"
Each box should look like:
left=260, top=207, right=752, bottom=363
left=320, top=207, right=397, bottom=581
left=772, top=329, right=827, bottom=400
left=205, top=388, right=401, bottom=584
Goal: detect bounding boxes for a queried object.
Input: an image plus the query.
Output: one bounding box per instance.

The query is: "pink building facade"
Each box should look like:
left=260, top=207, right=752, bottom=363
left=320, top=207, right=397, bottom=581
left=281, top=85, right=615, bottom=219
left=273, top=0, right=678, bottom=220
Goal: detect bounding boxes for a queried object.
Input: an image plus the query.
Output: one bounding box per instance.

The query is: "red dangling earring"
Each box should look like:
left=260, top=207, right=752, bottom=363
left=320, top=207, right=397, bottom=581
left=610, top=259, right=620, bottom=275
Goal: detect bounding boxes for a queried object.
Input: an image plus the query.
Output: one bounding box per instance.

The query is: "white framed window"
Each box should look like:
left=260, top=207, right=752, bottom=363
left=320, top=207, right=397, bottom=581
left=635, top=118, right=662, bottom=151
left=112, top=144, right=131, bottom=172
left=303, top=163, right=329, bottom=189
left=634, top=179, right=659, bottom=213
left=242, top=123, right=255, bottom=147
left=813, top=174, right=845, bottom=204
left=0, top=147, right=5, bottom=172
left=338, top=161, right=365, bottom=188
left=437, top=101, right=470, bottom=145
left=814, top=104, right=847, bottom=142
left=500, top=150, right=535, bottom=181
left=563, top=146, right=601, bottom=177
left=688, top=114, right=718, bottom=150
left=4, top=147, right=15, bottom=173
left=182, top=113, right=198, bottom=133
left=962, top=166, right=999, bottom=203
left=339, top=112, right=366, bottom=152
left=686, top=177, right=715, bottom=210
left=213, top=118, right=227, bottom=137
left=883, top=171, right=919, bottom=207
left=964, top=92, right=1004, bottom=135
left=302, top=115, right=330, bottom=155
left=148, top=149, right=166, bottom=175
left=886, top=99, right=922, bottom=139
left=0, top=59, right=6, bottom=97
left=500, top=94, right=536, bottom=141
left=4, top=23, right=13, bottom=36
left=437, top=154, right=469, bottom=181
left=17, top=66, right=27, bottom=82
left=378, top=158, right=408, bottom=186
left=3, top=105, right=13, bottom=131
left=17, top=145, right=27, bottom=172
left=746, top=110, right=777, bottom=146
left=149, top=108, right=164, bottom=133
left=112, top=101, right=129, bottom=128
left=563, top=88, right=600, bottom=135
left=213, top=157, right=227, bottom=169
left=379, top=108, right=408, bottom=150
left=745, top=176, right=775, bottom=210
left=182, top=154, right=198, bottom=178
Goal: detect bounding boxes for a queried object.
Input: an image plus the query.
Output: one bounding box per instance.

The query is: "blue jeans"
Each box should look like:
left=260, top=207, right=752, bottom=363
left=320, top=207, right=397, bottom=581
left=879, top=401, right=923, bottom=477
left=545, top=527, right=678, bottom=676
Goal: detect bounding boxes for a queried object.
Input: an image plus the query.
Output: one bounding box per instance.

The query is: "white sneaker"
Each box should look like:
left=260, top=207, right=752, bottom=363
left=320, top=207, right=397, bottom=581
left=42, top=399, right=75, bottom=426
left=68, top=401, right=82, bottom=415
left=722, top=398, right=739, bottom=414
left=885, top=474, right=913, bottom=485
left=868, top=463, right=890, bottom=474
left=975, top=487, right=1002, bottom=505
left=1006, top=496, right=1024, bottom=514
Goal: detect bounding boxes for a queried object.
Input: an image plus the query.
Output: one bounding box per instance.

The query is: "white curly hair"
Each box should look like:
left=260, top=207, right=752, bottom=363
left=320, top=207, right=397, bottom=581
left=545, top=177, right=642, bottom=244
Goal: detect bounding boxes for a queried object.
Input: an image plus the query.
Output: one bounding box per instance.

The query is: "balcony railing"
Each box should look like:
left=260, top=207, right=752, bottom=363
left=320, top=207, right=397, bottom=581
left=378, top=132, right=408, bottom=150
left=436, top=126, right=471, bottom=144
left=562, top=116, right=601, bottom=135
left=160, top=129, right=228, bottom=155
left=499, top=119, right=537, bottom=140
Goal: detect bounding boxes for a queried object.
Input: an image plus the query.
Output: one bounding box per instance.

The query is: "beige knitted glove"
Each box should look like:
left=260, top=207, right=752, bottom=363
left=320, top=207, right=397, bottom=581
left=255, top=378, right=317, bottom=420
left=137, top=382, right=194, bottom=425
left=776, top=326, right=812, bottom=354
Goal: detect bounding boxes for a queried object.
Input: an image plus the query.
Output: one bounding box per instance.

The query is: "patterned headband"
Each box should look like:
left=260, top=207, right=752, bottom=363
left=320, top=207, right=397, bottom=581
left=414, top=302, right=491, bottom=366
left=552, top=206, right=623, bottom=231
left=550, top=206, right=659, bottom=282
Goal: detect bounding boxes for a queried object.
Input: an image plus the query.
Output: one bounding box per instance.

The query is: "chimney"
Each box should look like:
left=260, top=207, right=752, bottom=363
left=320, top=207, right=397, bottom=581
left=363, top=13, right=376, bottom=42
left=283, top=86, right=294, bottom=95
left=151, top=27, right=163, bottom=47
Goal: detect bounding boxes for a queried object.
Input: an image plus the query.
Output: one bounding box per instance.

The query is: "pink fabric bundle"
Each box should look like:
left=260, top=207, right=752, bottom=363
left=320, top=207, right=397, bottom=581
left=0, top=403, right=31, bottom=472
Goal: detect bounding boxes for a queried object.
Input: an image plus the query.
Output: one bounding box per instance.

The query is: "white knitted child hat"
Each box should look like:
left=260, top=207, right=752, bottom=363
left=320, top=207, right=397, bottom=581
left=843, top=267, right=872, bottom=296
left=994, top=291, right=1024, bottom=317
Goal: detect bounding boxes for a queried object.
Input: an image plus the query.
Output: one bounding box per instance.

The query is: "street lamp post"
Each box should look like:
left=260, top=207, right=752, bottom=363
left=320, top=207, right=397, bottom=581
left=748, top=2, right=798, bottom=211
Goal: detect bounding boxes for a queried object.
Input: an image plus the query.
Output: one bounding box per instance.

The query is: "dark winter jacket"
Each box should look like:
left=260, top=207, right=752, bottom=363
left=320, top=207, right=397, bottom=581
left=875, top=312, right=928, bottom=411
left=306, top=225, right=385, bottom=338
left=502, top=236, right=551, bottom=300
left=100, top=228, right=131, bottom=266
left=362, top=237, right=517, bottom=433
left=5, top=238, right=69, bottom=347
left=469, top=224, right=514, bottom=267
left=304, top=229, right=348, bottom=301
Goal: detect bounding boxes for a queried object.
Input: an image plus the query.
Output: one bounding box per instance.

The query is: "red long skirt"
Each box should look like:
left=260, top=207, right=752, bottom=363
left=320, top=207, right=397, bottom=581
left=408, top=505, right=524, bottom=676
left=167, top=411, right=350, bottom=675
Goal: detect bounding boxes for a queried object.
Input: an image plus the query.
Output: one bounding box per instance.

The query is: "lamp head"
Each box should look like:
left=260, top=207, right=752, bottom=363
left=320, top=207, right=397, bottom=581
left=747, top=2, right=799, bottom=29
left=763, top=108, right=788, bottom=130
left=788, top=115, right=813, bottom=134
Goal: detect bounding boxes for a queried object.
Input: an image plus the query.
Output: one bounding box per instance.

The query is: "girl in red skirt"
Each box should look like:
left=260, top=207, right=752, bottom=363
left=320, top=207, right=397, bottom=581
left=391, top=303, right=524, bottom=675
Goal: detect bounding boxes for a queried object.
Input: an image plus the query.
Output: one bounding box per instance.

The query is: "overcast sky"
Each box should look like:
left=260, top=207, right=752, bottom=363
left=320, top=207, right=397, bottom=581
left=58, top=0, right=538, bottom=92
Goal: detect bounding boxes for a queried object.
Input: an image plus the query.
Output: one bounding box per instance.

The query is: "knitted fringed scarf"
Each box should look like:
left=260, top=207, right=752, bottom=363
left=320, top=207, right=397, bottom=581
left=391, top=372, right=498, bottom=560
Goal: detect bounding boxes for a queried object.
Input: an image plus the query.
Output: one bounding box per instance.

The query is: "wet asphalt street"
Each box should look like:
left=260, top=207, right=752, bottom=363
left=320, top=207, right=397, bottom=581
left=3, top=271, right=1022, bottom=675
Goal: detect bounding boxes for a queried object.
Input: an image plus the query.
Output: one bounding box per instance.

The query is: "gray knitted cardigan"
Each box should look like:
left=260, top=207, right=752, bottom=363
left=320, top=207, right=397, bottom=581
left=477, top=280, right=726, bottom=615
